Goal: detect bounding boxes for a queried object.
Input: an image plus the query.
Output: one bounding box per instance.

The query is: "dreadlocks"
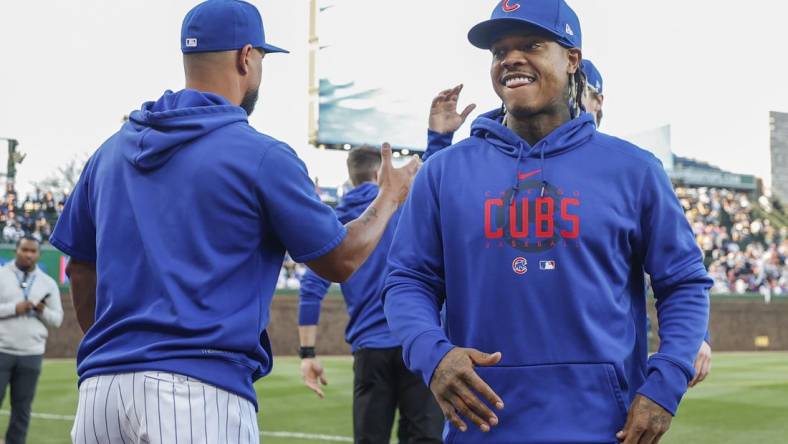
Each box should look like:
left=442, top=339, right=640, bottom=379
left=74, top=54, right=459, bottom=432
left=568, top=68, right=587, bottom=119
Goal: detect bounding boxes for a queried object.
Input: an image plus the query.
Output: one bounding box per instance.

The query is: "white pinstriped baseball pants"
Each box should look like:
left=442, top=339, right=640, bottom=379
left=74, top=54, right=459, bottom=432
left=71, top=372, right=260, bottom=444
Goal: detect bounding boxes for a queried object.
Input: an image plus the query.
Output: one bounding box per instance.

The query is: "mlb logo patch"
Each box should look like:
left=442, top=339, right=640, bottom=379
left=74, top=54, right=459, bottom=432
left=185, top=38, right=198, bottom=48
left=539, top=260, right=556, bottom=270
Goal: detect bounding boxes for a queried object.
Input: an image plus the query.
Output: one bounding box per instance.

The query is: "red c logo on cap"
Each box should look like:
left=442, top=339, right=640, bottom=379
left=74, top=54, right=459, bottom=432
left=502, top=0, right=520, bottom=12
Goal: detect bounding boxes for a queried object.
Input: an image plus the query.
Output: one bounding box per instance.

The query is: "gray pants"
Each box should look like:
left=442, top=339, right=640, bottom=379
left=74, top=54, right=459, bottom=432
left=0, top=353, right=43, bottom=444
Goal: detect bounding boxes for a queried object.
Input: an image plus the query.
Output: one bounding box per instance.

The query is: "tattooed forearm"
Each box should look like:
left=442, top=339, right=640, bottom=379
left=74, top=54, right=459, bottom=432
left=361, top=206, right=379, bottom=225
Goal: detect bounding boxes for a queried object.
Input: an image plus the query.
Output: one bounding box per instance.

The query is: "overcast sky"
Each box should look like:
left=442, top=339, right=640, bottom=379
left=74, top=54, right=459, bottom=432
left=1, top=0, right=786, bottom=193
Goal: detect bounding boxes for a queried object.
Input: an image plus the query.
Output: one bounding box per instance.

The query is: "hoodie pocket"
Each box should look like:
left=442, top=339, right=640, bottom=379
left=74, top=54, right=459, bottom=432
left=446, top=363, right=628, bottom=444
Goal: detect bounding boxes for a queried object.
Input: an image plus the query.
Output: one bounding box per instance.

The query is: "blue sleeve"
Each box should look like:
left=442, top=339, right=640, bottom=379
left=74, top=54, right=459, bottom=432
left=382, top=165, right=454, bottom=386
left=50, top=158, right=97, bottom=261
left=258, top=144, right=347, bottom=263
left=422, top=130, right=454, bottom=161
left=298, top=268, right=331, bottom=325
left=704, top=330, right=711, bottom=346
left=635, top=162, right=712, bottom=415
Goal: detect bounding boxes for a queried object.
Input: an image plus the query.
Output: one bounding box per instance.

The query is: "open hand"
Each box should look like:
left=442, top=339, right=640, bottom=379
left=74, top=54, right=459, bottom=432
left=616, top=394, right=672, bottom=443
left=430, top=347, right=504, bottom=433
left=300, top=358, right=328, bottom=399
left=377, top=142, right=421, bottom=205
left=689, top=341, right=712, bottom=387
left=428, top=84, right=477, bottom=134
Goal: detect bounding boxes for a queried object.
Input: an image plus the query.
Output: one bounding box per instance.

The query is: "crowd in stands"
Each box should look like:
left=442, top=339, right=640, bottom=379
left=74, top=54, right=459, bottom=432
left=678, top=187, right=788, bottom=298
left=0, top=185, right=65, bottom=244
left=2, top=180, right=785, bottom=299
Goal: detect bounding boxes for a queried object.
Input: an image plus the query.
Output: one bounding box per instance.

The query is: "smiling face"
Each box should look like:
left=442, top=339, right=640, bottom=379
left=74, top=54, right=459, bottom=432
left=490, top=30, right=581, bottom=120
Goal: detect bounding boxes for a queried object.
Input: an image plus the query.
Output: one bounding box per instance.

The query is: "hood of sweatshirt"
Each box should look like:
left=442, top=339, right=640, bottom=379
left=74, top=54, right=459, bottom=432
left=470, top=108, right=596, bottom=159
left=119, top=89, right=248, bottom=171
left=470, top=109, right=596, bottom=201
left=335, top=182, right=379, bottom=223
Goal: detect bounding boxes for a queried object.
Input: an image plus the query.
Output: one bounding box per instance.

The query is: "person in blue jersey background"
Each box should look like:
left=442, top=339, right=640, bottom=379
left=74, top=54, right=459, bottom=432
left=382, top=1, right=711, bottom=443
left=50, top=1, right=419, bottom=443
left=297, top=147, right=443, bottom=444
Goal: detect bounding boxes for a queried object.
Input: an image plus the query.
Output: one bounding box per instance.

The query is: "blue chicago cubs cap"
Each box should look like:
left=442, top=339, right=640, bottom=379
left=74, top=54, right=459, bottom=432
left=468, top=0, right=582, bottom=50
left=581, top=59, right=603, bottom=94
left=181, top=0, right=289, bottom=54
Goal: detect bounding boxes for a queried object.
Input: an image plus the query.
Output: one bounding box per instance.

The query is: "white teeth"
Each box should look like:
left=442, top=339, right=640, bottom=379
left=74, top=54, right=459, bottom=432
left=504, top=76, right=535, bottom=87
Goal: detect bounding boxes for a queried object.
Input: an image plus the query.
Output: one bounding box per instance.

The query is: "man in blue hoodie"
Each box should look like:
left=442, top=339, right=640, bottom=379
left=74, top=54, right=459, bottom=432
left=382, top=1, right=711, bottom=443
left=428, top=61, right=714, bottom=390
left=297, top=147, right=443, bottom=443
left=50, top=1, right=418, bottom=443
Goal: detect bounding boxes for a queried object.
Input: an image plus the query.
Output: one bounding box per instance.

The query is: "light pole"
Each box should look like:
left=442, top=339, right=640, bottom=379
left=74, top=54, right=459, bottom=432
left=0, top=137, right=25, bottom=186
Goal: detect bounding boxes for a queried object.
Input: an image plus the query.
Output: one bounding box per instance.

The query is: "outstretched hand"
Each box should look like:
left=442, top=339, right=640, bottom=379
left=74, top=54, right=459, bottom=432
left=377, top=142, right=421, bottom=205
left=428, top=84, right=477, bottom=134
left=430, top=347, right=504, bottom=433
left=300, top=358, right=328, bottom=399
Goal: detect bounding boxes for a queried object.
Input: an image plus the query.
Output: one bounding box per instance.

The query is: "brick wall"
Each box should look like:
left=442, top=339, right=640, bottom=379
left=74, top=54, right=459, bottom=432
left=44, top=292, right=788, bottom=358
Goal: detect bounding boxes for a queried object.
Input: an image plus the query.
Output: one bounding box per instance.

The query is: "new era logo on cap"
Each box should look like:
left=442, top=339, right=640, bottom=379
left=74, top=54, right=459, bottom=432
left=565, top=23, right=574, bottom=36
left=185, top=38, right=198, bottom=48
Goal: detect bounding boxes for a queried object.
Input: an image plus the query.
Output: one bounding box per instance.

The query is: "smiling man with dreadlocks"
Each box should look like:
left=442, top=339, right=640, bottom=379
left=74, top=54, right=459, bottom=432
left=382, top=0, right=711, bottom=442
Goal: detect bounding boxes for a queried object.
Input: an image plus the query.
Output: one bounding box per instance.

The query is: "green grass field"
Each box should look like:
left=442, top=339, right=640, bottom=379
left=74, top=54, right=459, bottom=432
left=3, top=353, right=787, bottom=443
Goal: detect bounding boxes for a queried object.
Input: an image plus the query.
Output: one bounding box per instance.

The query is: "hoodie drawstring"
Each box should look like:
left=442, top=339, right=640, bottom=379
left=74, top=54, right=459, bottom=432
left=539, top=145, right=547, bottom=197
left=510, top=143, right=548, bottom=204
left=509, top=144, right=526, bottom=205
left=509, top=143, right=543, bottom=205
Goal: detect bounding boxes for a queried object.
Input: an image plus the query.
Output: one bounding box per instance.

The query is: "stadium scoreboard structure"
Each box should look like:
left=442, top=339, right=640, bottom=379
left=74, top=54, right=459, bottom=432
left=770, top=111, right=788, bottom=203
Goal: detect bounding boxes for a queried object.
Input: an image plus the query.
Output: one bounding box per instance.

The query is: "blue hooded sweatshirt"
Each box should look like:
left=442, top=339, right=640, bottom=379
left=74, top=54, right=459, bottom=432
left=298, top=182, right=401, bottom=351
left=50, top=89, right=346, bottom=409
left=383, top=109, right=711, bottom=443
left=424, top=129, right=713, bottom=347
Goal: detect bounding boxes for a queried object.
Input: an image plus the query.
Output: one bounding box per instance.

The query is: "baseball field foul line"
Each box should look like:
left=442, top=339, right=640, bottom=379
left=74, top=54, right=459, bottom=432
left=0, top=410, right=354, bottom=442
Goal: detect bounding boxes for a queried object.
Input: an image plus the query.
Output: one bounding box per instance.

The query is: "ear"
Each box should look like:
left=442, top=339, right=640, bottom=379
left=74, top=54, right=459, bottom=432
left=566, top=48, right=582, bottom=74
left=237, top=44, right=255, bottom=75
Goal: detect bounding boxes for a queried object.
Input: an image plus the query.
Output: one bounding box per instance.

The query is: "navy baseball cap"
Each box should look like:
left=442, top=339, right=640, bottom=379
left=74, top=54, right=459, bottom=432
left=468, top=0, right=581, bottom=50
left=581, top=59, right=603, bottom=94
left=181, top=0, right=289, bottom=54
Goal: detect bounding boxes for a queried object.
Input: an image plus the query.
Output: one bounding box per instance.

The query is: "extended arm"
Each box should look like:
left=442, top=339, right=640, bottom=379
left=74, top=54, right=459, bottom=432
left=297, top=269, right=331, bottom=398
left=619, top=163, right=712, bottom=444
left=306, top=144, right=419, bottom=282
left=382, top=166, right=501, bottom=433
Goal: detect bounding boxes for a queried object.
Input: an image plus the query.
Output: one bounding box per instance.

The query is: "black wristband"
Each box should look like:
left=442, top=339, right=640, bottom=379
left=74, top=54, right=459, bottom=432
left=298, top=346, right=316, bottom=359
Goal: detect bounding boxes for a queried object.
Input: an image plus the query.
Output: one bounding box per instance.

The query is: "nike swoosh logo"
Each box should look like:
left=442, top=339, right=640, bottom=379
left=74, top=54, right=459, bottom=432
left=502, top=0, right=520, bottom=13
left=518, top=169, right=542, bottom=180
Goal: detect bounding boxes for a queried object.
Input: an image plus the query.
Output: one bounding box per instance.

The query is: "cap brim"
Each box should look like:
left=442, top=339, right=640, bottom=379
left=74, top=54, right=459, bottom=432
left=468, top=18, right=571, bottom=50
left=260, top=42, right=289, bottom=54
